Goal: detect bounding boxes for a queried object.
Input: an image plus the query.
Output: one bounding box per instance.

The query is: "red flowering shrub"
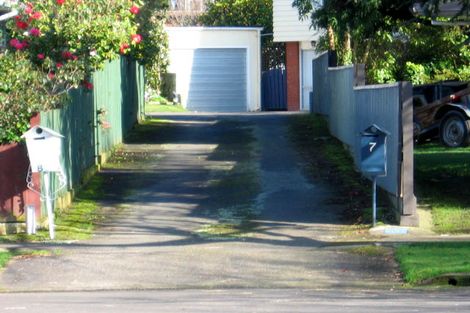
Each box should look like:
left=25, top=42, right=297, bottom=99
left=7, top=0, right=142, bottom=95
left=1, top=0, right=168, bottom=143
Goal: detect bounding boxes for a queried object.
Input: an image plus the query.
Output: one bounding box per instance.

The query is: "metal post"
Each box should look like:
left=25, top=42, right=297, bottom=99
left=372, top=176, right=377, bottom=227
left=43, top=172, right=55, bottom=240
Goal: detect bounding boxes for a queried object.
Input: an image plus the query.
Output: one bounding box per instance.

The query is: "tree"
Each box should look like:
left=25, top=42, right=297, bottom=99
left=200, top=0, right=284, bottom=70
left=132, top=0, right=169, bottom=91
left=0, top=0, right=169, bottom=143
left=292, top=0, right=470, bottom=83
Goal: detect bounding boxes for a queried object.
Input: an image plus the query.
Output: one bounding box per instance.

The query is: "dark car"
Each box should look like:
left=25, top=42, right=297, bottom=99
left=413, top=81, right=470, bottom=147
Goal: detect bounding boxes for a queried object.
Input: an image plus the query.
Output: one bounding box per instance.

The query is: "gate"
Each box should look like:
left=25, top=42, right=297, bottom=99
left=261, top=68, right=287, bottom=111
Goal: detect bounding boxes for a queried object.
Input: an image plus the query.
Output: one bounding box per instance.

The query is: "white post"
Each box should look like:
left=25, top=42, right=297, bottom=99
left=26, top=205, right=36, bottom=235
left=43, top=172, right=55, bottom=240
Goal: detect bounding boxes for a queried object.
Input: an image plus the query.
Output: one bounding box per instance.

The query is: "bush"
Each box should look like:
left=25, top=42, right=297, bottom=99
left=0, top=51, right=65, bottom=143
left=0, top=0, right=168, bottom=144
left=404, top=62, right=429, bottom=85
left=7, top=0, right=140, bottom=94
left=132, top=1, right=169, bottom=91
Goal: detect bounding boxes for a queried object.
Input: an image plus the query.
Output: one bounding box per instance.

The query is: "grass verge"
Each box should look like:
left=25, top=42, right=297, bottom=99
left=396, top=242, right=470, bottom=286
left=345, top=245, right=390, bottom=257
left=414, top=142, right=470, bottom=233
left=145, top=95, right=185, bottom=113
left=1, top=175, right=106, bottom=242
left=289, top=114, right=393, bottom=224
left=0, top=249, right=58, bottom=269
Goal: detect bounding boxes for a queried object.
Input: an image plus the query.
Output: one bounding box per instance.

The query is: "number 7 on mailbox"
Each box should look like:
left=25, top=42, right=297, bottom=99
left=360, top=124, right=389, bottom=177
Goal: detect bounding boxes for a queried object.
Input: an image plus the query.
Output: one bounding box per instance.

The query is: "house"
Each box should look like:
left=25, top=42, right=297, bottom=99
left=273, top=0, right=323, bottom=111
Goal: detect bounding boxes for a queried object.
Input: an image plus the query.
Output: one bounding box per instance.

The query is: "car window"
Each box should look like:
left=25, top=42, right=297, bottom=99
left=422, top=87, right=435, bottom=103
left=413, top=95, right=426, bottom=108
left=441, top=86, right=454, bottom=98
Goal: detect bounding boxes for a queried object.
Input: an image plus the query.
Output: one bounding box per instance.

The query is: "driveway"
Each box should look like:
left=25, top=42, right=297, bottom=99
left=0, top=113, right=400, bottom=292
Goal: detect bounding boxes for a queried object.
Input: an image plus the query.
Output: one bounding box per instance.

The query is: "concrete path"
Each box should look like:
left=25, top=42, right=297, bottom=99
left=0, top=113, right=400, bottom=292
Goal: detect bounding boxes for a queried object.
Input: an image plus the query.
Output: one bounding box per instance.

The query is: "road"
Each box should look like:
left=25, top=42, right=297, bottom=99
left=1, top=289, right=470, bottom=312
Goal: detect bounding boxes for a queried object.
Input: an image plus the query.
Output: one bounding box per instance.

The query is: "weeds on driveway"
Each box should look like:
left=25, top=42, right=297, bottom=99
left=195, top=120, right=261, bottom=239
left=288, top=114, right=394, bottom=225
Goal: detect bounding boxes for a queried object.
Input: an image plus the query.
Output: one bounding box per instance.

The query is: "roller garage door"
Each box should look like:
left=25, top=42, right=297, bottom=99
left=187, top=48, right=247, bottom=112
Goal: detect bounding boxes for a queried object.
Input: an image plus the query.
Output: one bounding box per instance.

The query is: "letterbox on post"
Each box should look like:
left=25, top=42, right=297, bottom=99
left=22, top=126, right=65, bottom=240
left=360, top=124, right=389, bottom=177
left=21, top=126, right=64, bottom=173
left=360, top=124, right=389, bottom=227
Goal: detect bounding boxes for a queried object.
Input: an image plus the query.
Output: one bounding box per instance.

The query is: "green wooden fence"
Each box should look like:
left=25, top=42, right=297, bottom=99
left=40, top=57, right=144, bottom=209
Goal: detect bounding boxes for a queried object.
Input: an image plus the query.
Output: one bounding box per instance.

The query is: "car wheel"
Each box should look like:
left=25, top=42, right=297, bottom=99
left=439, top=112, right=470, bottom=147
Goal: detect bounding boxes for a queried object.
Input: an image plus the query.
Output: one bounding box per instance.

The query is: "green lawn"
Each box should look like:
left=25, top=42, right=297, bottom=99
left=145, top=95, right=186, bottom=113
left=414, top=143, right=470, bottom=233
left=396, top=242, right=470, bottom=285
left=405, top=144, right=470, bottom=287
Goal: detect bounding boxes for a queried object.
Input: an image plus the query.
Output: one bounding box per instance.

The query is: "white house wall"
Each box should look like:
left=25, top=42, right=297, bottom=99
left=273, top=0, right=322, bottom=43
left=166, top=27, right=262, bottom=111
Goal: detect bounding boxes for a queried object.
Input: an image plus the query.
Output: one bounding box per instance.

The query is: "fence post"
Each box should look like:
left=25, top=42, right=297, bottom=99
left=399, top=81, right=418, bottom=226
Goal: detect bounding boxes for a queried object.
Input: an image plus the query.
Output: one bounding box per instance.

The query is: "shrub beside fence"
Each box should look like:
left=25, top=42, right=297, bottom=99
left=312, top=52, right=417, bottom=226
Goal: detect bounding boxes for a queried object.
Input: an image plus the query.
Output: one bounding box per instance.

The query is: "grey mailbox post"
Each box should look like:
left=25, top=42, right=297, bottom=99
left=22, top=126, right=66, bottom=240
left=360, top=124, right=389, bottom=227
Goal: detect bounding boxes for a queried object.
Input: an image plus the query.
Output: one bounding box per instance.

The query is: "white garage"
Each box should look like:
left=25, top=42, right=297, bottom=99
left=166, top=27, right=262, bottom=112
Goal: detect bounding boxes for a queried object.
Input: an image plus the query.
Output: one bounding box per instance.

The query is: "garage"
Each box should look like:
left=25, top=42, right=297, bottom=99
left=166, top=27, right=262, bottom=112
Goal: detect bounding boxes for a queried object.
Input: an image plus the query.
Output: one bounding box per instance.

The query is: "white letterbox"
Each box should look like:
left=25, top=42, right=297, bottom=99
left=21, top=126, right=64, bottom=173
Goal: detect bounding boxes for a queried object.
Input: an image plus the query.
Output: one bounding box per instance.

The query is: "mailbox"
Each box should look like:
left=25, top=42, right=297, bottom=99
left=360, top=124, right=389, bottom=176
left=22, top=126, right=64, bottom=173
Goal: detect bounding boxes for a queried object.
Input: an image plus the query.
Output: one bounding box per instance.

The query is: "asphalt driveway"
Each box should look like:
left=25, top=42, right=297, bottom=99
left=0, top=113, right=400, bottom=292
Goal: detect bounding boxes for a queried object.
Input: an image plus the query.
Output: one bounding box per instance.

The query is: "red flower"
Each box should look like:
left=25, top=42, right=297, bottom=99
left=29, top=27, right=41, bottom=37
left=131, top=34, right=142, bottom=44
left=61, top=51, right=78, bottom=61
left=56, top=62, right=63, bottom=69
left=82, top=80, right=93, bottom=90
left=16, top=20, right=29, bottom=30
left=62, top=51, right=72, bottom=59
left=9, top=38, right=20, bottom=48
left=56, top=0, right=65, bottom=4
left=100, top=121, right=111, bottom=129
left=130, top=5, right=140, bottom=15
left=37, top=53, right=45, bottom=60
left=9, top=38, right=28, bottom=50
left=31, top=11, right=42, bottom=20
left=48, top=71, right=55, bottom=80
left=25, top=3, right=34, bottom=15
left=119, top=43, right=130, bottom=54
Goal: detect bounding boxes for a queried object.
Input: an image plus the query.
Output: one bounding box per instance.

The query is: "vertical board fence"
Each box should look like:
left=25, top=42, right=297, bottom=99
left=311, top=52, right=417, bottom=226
left=261, top=68, right=287, bottom=111
left=40, top=57, right=144, bottom=213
